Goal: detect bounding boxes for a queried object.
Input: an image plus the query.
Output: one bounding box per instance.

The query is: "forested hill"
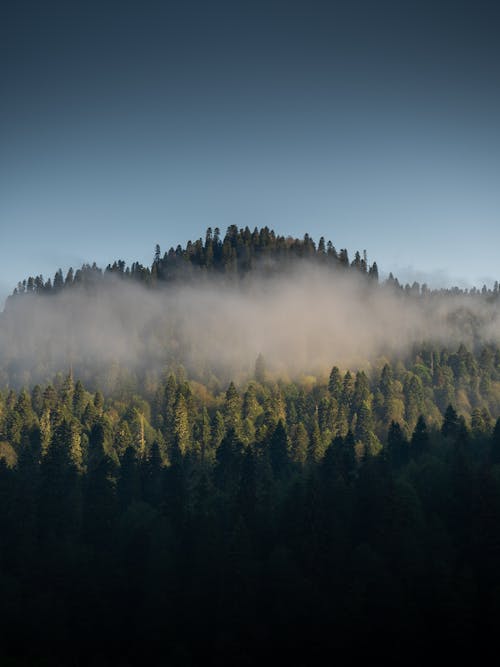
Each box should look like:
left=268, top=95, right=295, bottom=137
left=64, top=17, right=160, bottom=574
left=2, top=224, right=500, bottom=398
left=7, top=225, right=500, bottom=305
left=7, top=226, right=380, bottom=300
left=3, top=229, right=500, bottom=662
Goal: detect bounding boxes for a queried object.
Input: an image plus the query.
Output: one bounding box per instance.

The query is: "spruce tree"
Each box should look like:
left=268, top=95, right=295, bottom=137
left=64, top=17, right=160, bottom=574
left=411, top=415, right=429, bottom=459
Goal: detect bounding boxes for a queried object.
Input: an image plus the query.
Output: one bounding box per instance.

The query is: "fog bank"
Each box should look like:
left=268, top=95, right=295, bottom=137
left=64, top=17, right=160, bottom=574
left=1, top=265, right=500, bottom=387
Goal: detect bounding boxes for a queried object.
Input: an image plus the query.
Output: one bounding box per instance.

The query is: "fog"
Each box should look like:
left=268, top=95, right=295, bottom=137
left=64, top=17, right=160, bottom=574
left=1, top=265, right=500, bottom=388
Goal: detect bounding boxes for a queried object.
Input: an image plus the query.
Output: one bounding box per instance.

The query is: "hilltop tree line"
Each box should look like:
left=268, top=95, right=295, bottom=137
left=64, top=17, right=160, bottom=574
left=8, top=226, right=500, bottom=303
left=8, top=226, right=380, bottom=300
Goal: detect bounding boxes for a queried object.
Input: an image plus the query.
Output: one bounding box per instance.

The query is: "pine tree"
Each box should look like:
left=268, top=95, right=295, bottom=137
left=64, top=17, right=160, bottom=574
left=269, top=420, right=289, bottom=480
left=94, top=390, right=104, bottom=415
left=132, top=409, right=146, bottom=457
left=42, top=384, right=58, bottom=412
left=61, top=370, right=74, bottom=411
left=341, top=371, right=354, bottom=415
left=355, top=401, right=377, bottom=454
left=411, top=415, right=429, bottom=459
left=441, top=404, right=460, bottom=439
left=352, top=371, right=370, bottom=412
left=289, top=422, right=309, bottom=467
left=200, top=407, right=212, bottom=462
left=72, top=380, right=87, bottom=419
left=318, top=395, right=336, bottom=436
left=31, top=385, right=44, bottom=417
left=471, top=407, right=487, bottom=437
left=115, top=420, right=133, bottom=457
left=308, top=418, right=325, bottom=465
left=215, top=428, right=243, bottom=496
left=404, top=373, right=425, bottom=429
left=224, top=381, right=242, bottom=434
left=174, top=394, right=190, bottom=457
left=39, top=408, right=52, bottom=457
left=335, top=404, right=350, bottom=438
left=162, top=373, right=178, bottom=447
left=212, top=410, right=226, bottom=450
left=380, top=363, right=394, bottom=406
left=328, top=366, right=342, bottom=401
left=386, top=421, right=408, bottom=468
left=68, top=418, right=84, bottom=470
left=243, top=382, right=261, bottom=421
left=38, top=419, right=82, bottom=539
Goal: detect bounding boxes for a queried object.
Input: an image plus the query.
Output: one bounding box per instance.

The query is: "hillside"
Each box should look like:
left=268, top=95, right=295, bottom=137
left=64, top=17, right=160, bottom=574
left=1, top=228, right=500, bottom=662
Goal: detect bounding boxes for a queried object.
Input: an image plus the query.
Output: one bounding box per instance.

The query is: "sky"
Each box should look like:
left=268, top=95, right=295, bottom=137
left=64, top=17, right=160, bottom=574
left=1, top=0, right=500, bottom=307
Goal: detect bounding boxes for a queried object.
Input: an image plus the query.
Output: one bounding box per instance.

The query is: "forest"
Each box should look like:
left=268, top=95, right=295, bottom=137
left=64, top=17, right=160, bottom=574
left=2, top=227, right=500, bottom=664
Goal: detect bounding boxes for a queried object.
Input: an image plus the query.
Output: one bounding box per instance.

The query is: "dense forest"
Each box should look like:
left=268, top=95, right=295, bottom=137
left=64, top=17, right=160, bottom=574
left=2, top=227, right=500, bottom=663
left=7, top=225, right=381, bottom=294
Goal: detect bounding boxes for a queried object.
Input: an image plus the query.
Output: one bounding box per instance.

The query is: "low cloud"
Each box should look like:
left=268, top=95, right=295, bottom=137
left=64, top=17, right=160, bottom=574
left=1, top=265, right=500, bottom=388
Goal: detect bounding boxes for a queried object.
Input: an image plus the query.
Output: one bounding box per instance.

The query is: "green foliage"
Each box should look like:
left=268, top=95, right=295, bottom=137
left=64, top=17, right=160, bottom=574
left=411, top=415, right=430, bottom=459
left=0, top=363, right=499, bottom=661
left=4, top=228, right=500, bottom=659
left=8, top=226, right=381, bottom=308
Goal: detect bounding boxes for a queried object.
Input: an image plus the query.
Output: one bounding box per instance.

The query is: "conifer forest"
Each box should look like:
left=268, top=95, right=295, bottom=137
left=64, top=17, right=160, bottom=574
left=2, top=227, right=500, bottom=664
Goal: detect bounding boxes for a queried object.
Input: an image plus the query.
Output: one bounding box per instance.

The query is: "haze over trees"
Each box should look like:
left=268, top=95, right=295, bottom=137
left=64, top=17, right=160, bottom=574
left=1, top=226, right=500, bottom=663
left=3, top=226, right=500, bottom=386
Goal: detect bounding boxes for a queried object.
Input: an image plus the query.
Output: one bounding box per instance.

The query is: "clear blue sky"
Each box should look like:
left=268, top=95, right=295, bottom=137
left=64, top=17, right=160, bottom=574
left=1, top=0, right=500, bottom=307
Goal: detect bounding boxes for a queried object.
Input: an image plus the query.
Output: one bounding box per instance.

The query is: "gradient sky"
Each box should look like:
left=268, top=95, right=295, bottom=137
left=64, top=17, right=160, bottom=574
left=1, top=0, right=500, bottom=307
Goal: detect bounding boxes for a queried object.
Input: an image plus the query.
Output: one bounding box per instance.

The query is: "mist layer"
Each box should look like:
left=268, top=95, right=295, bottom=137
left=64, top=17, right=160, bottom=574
left=1, top=266, right=499, bottom=387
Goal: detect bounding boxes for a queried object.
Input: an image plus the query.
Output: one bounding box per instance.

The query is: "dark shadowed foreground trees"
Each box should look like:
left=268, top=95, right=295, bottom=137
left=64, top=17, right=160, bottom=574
left=0, top=366, right=500, bottom=663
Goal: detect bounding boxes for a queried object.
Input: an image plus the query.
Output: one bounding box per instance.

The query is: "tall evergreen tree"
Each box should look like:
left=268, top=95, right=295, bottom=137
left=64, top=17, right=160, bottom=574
left=411, top=415, right=429, bottom=459
left=269, top=420, right=289, bottom=480
left=441, top=404, right=460, bottom=439
left=386, top=421, right=408, bottom=468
